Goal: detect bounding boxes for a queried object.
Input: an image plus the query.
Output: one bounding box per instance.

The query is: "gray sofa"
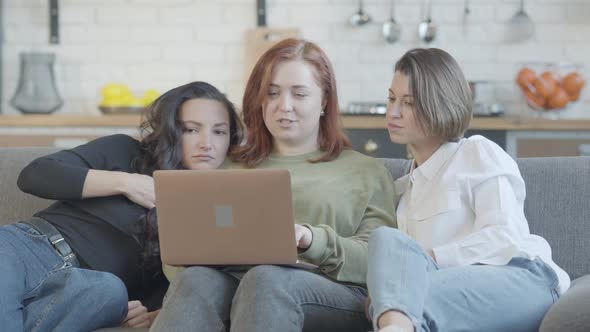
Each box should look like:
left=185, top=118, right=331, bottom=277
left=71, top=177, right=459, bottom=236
left=1, top=147, right=588, bottom=332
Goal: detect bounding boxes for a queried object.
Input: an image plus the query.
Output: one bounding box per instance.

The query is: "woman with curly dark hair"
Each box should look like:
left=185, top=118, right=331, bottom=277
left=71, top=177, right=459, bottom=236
left=0, top=81, right=243, bottom=331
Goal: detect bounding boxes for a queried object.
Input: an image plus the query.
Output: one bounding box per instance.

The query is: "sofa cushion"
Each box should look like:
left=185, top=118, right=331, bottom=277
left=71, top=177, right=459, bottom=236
left=0, top=147, right=56, bottom=225
left=540, top=275, right=590, bottom=332
left=379, top=158, right=412, bottom=183
left=518, top=157, right=590, bottom=280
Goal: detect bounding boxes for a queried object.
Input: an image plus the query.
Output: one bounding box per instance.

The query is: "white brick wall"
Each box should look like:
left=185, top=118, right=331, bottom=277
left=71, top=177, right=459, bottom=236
left=3, top=0, right=590, bottom=119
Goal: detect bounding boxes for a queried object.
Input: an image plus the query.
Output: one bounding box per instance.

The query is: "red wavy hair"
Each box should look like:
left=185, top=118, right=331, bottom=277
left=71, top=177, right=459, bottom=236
left=231, top=38, right=351, bottom=167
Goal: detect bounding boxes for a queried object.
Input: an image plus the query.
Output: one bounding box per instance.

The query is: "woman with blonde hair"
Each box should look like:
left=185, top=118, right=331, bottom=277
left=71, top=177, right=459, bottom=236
left=366, top=48, right=569, bottom=332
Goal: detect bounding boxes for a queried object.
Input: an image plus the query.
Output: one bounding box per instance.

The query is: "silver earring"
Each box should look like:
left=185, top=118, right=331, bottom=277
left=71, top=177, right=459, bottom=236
left=320, top=110, right=325, bottom=116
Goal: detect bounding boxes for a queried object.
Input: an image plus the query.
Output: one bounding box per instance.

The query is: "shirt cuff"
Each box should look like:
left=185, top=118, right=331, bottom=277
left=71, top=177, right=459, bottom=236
left=432, top=242, right=460, bottom=268
left=163, top=264, right=184, bottom=282
left=299, top=224, right=328, bottom=263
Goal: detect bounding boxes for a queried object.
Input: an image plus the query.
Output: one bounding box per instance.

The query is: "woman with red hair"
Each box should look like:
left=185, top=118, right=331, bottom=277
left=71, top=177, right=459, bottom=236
left=151, top=39, right=396, bottom=331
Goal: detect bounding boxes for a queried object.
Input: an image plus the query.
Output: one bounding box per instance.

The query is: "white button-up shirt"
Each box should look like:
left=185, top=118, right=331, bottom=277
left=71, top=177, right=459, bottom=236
left=394, top=135, right=570, bottom=294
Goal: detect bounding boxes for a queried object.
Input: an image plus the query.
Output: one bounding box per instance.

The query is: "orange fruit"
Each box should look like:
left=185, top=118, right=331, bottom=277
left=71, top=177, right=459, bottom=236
left=540, top=71, right=559, bottom=92
left=568, top=90, right=581, bottom=102
left=562, top=72, right=585, bottom=100
left=532, top=76, right=557, bottom=98
left=546, top=87, right=570, bottom=110
left=523, top=86, right=546, bottom=110
left=540, top=71, right=560, bottom=84
left=516, top=67, right=536, bottom=88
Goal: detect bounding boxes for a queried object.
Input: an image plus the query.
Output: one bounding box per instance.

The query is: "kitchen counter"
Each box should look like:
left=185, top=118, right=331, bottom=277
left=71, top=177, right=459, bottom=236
left=1, top=114, right=589, bottom=157
left=343, top=116, right=590, bottom=131
left=0, top=114, right=142, bottom=127
left=2, top=114, right=590, bottom=131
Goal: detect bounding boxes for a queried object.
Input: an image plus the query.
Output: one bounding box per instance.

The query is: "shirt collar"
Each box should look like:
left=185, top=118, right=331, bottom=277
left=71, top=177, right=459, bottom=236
left=412, top=139, right=463, bottom=182
left=393, top=174, right=411, bottom=201
left=393, top=159, right=413, bottom=197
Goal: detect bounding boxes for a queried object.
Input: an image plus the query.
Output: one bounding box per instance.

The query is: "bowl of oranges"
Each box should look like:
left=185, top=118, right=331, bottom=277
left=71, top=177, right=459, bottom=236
left=516, top=63, right=586, bottom=117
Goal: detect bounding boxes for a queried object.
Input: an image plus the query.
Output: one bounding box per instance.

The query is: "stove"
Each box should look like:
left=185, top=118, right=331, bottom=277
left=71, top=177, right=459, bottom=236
left=343, top=102, right=387, bottom=115
left=344, top=98, right=504, bottom=117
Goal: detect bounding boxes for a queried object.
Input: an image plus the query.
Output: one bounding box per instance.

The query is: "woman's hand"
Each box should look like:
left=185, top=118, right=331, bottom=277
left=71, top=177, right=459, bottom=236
left=121, top=173, right=155, bottom=209
left=147, top=309, right=160, bottom=326
left=365, top=296, right=372, bottom=321
left=122, top=300, right=151, bottom=328
left=295, top=224, right=313, bottom=249
left=82, top=170, right=155, bottom=209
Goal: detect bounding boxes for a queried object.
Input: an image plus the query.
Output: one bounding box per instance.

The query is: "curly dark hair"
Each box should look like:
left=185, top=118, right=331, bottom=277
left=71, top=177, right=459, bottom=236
left=136, top=81, right=243, bottom=175
left=137, top=208, right=162, bottom=283
left=133, top=81, right=244, bottom=281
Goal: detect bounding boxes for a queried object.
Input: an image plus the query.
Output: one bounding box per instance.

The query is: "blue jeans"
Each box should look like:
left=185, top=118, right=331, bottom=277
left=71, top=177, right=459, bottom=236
left=367, top=227, right=560, bottom=332
left=151, top=265, right=370, bottom=332
left=0, top=223, right=128, bottom=332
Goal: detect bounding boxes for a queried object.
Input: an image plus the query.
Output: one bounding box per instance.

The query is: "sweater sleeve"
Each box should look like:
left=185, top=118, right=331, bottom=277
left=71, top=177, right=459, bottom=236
left=17, top=134, right=140, bottom=200
left=299, top=164, right=397, bottom=284
left=163, top=264, right=185, bottom=282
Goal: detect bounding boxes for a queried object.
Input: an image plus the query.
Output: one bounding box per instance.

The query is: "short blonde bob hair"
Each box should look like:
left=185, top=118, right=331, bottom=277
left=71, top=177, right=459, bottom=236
left=395, top=48, right=473, bottom=141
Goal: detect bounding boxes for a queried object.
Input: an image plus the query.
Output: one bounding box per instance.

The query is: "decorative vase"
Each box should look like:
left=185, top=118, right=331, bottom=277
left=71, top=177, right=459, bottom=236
left=10, top=52, right=63, bottom=114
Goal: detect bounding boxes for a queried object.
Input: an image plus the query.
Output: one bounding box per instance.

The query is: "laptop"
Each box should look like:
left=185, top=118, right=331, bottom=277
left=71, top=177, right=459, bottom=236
left=154, top=168, right=317, bottom=270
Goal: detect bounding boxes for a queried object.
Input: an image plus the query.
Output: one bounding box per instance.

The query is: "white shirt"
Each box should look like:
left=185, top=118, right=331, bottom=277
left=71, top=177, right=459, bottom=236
left=394, top=135, right=570, bottom=294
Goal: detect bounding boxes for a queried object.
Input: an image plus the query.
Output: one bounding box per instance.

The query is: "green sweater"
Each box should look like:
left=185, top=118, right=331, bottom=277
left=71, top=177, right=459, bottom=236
left=164, top=150, right=397, bottom=285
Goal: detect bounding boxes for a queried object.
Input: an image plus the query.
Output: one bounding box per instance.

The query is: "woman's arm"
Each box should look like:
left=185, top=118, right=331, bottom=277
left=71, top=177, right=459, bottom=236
left=83, top=170, right=155, bottom=209
left=299, top=166, right=397, bottom=284
left=17, top=134, right=151, bottom=205
left=433, top=174, right=526, bottom=268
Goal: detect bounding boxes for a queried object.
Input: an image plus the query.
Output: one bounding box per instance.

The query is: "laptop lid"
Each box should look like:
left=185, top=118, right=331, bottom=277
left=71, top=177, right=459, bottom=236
left=154, top=168, right=299, bottom=266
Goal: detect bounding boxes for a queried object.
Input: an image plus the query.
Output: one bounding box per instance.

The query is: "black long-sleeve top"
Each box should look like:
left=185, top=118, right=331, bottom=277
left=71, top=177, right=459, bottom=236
left=17, top=134, right=152, bottom=300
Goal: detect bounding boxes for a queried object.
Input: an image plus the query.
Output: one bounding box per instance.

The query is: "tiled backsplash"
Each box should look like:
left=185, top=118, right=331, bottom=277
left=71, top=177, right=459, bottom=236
left=3, top=0, right=590, bottom=118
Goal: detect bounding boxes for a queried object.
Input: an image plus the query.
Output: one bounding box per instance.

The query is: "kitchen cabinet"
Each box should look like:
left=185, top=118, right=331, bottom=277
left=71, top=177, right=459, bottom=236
left=342, top=116, right=590, bottom=158
left=507, top=131, right=590, bottom=157
left=516, top=138, right=590, bottom=157
left=346, top=128, right=507, bottom=159
left=346, top=128, right=407, bottom=158
left=1, top=115, right=590, bottom=158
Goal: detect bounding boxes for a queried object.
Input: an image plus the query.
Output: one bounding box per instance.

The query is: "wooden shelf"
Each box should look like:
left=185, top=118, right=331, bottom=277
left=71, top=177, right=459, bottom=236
left=0, top=114, right=143, bottom=127
left=341, top=115, right=590, bottom=131
left=1, top=114, right=590, bottom=131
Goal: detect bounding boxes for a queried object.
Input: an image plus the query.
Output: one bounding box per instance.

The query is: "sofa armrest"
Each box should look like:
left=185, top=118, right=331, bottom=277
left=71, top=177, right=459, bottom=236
left=540, top=275, right=590, bottom=332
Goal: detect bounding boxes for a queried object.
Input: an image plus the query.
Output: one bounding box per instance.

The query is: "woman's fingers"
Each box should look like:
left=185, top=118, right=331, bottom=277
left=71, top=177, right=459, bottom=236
left=365, top=296, right=372, bottom=321
left=122, top=301, right=149, bottom=327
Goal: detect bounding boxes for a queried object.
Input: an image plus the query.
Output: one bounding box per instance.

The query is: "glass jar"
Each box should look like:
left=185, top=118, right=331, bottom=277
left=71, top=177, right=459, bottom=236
left=10, top=52, right=63, bottom=114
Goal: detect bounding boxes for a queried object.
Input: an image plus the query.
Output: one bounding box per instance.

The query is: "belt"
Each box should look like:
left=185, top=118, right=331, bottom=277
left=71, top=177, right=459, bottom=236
left=22, top=217, right=79, bottom=267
